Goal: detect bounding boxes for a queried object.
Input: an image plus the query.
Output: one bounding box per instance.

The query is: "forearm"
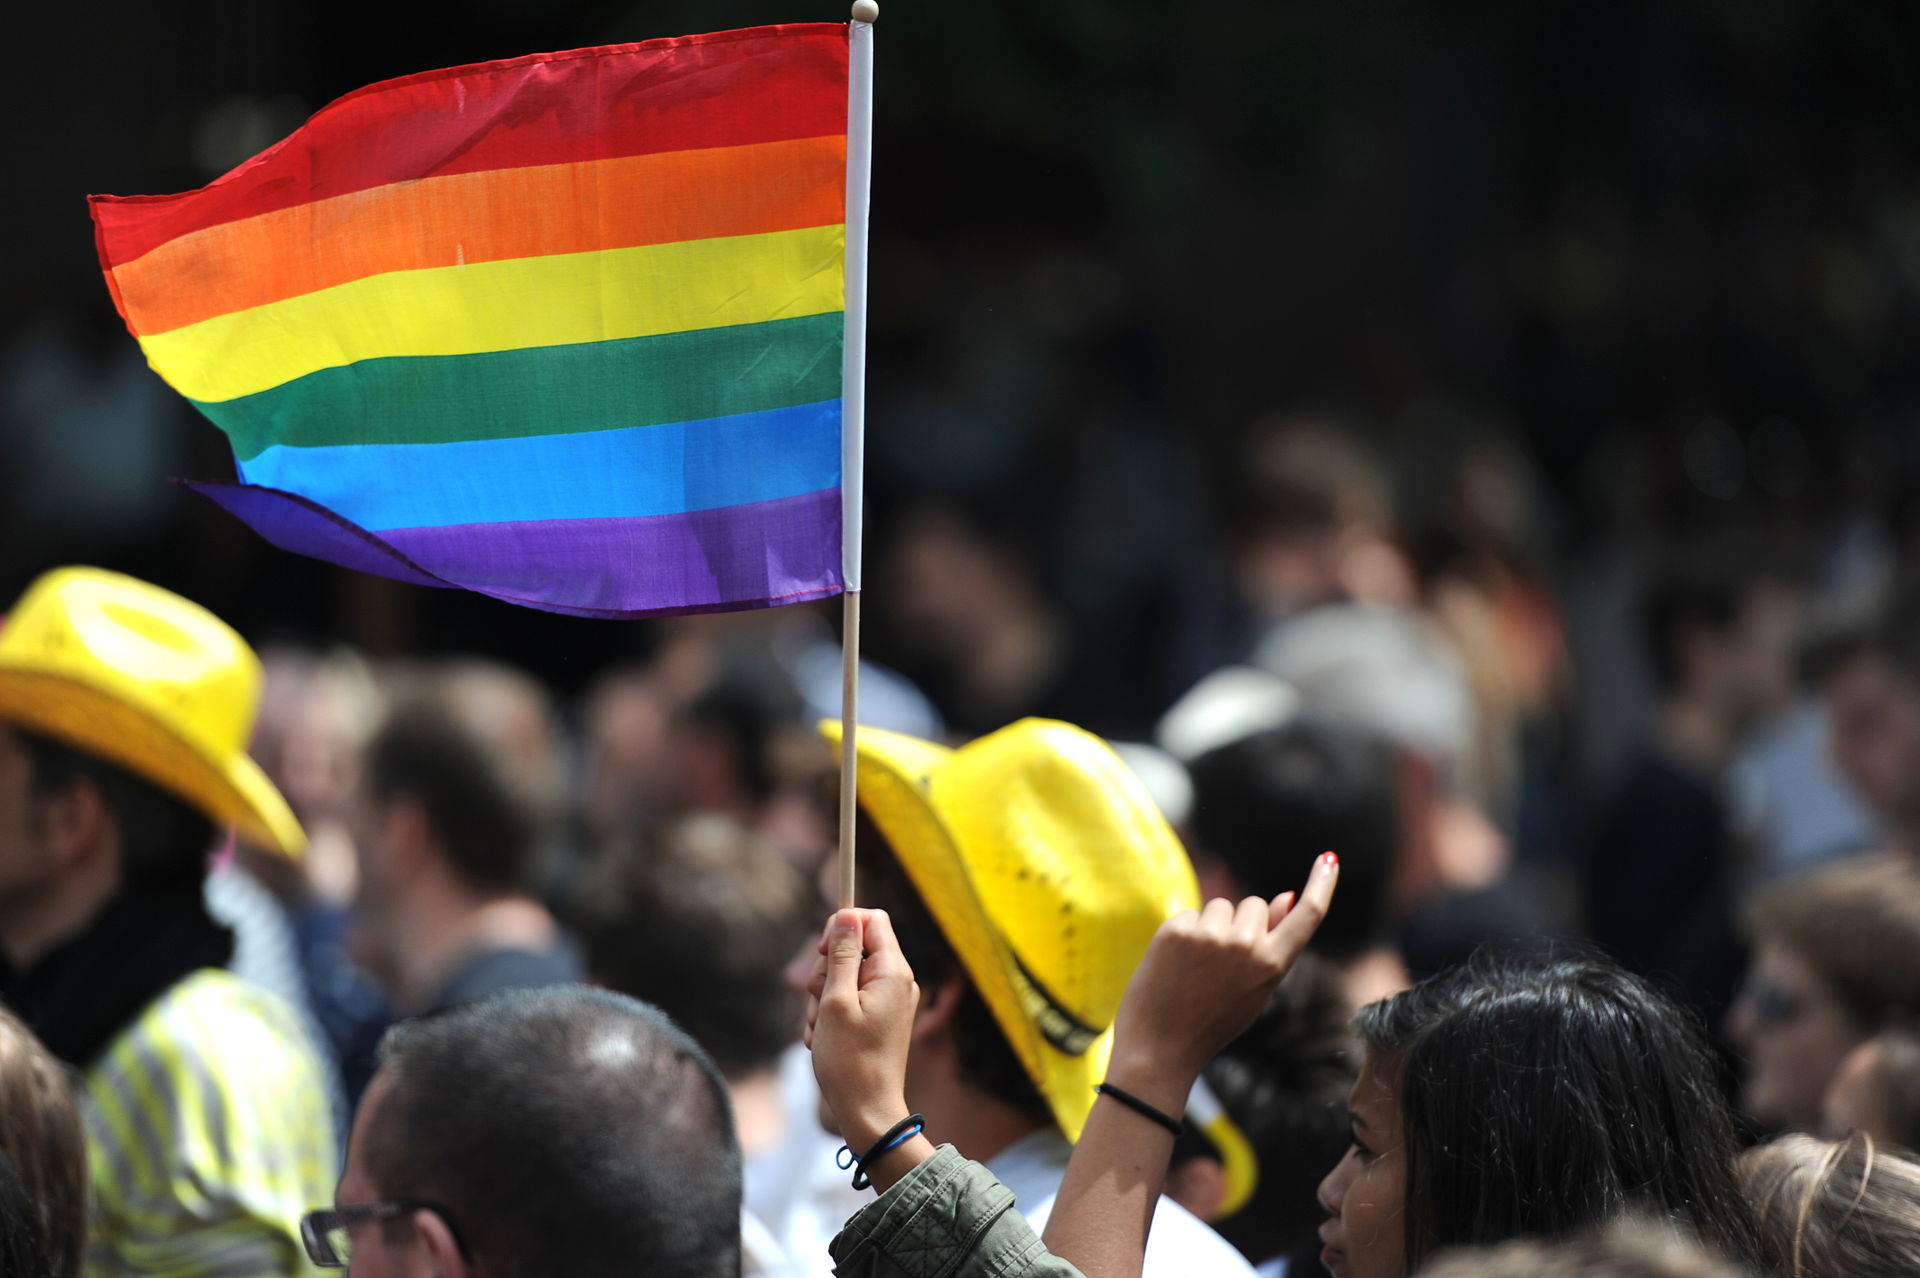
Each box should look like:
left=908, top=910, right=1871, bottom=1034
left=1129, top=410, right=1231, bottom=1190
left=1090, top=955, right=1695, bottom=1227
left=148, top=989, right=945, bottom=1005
left=1040, top=1052, right=1192, bottom=1278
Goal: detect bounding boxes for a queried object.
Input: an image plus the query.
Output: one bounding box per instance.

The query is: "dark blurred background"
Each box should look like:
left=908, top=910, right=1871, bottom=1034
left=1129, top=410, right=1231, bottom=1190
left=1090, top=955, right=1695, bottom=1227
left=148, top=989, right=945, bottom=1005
left=8, top=0, right=1920, bottom=818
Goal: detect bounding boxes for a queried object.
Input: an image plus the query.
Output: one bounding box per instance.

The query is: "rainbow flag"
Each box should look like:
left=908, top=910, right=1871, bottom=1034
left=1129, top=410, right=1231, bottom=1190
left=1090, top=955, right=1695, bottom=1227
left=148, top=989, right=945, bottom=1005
left=90, top=25, right=853, bottom=618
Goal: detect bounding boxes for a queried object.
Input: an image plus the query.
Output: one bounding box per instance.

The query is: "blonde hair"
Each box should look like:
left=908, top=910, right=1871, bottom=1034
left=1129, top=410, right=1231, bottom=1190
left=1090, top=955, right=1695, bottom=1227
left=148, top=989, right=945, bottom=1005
left=1418, top=1216, right=1751, bottom=1278
left=0, top=1006, right=87, bottom=1277
left=1739, top=1133, right=1920, bottom=1278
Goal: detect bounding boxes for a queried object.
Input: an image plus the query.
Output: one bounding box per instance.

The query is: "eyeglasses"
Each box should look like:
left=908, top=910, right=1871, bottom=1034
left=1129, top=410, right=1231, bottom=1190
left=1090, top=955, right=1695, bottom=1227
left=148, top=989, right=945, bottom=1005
left=300, top=1201, right=467, bottom=1268
left=1739, top=981, right=1808, bottom=1029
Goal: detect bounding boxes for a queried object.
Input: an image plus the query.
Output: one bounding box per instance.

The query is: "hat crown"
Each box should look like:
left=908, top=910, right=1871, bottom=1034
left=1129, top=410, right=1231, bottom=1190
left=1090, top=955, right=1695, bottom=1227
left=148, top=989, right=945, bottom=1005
left=828, top=717, right=1198, bottom=1143
left=942, top=722, right=1196, bottom=1046
left=3, top=568, right=261, bottom=757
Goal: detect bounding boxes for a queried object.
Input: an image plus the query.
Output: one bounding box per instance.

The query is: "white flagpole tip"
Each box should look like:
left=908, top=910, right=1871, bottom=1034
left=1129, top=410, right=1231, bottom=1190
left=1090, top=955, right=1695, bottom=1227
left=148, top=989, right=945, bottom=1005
left=851, top=0, right=879, bottom=23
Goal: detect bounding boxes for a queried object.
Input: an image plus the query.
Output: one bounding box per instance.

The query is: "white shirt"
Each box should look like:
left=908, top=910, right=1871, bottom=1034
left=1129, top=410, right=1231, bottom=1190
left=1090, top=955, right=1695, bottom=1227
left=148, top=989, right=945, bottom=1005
left=745, top=1045, right=874, bottom=1278
left=741, top=1207, right=799, bottom=1278
left=987, top=1128, right=1260, bottom=1278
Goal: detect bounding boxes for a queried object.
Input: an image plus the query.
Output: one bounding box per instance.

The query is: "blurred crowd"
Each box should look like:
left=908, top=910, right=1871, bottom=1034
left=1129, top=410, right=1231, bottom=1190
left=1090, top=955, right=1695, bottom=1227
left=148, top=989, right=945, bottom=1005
left=7, top=402, right=1920, bottom=1273
left=4, top=6, right=1920, bottom=1276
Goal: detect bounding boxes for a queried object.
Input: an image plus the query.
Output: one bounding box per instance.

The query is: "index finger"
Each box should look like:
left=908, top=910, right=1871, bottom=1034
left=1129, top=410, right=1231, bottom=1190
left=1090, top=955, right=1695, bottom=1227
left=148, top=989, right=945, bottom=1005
left=1255, top=851, right=1339, bottom=965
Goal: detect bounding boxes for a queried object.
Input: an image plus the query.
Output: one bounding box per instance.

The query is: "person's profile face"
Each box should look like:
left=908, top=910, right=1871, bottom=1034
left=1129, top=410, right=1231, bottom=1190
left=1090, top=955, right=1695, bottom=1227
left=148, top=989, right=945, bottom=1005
left=1317, top=1050, right=1408, bottom=1278
left=1727, top=944, right=1863, bottom=1132
left=1718, top=585, right=1802, bottom=733
left=0, top=727, right=42, bottom=882
left=331, top=1072, right=407, bottom=1277
left=1824, top=653, right=1920, bottom=828
left=341, top=786, right=406, bottom=991
left=0, top=725, right=66, bottom=907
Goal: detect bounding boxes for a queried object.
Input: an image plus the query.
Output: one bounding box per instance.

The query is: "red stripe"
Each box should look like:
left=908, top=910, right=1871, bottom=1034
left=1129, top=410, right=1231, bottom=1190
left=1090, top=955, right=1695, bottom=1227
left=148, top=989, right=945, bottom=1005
left=90, top=24, right=847, bottom=268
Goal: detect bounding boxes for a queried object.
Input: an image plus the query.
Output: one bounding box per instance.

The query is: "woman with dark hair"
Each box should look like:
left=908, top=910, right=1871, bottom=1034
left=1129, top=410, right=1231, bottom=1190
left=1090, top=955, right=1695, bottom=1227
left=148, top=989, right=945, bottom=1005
left=1319, top=955, right=1760, bottom=1277
left=812, top=913, right=1758, bottom=1278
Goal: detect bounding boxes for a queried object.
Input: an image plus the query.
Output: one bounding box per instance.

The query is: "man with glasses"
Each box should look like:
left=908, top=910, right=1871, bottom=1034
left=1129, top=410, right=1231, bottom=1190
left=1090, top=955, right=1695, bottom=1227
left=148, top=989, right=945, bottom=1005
left=304, top=986, right=742, bottom=1276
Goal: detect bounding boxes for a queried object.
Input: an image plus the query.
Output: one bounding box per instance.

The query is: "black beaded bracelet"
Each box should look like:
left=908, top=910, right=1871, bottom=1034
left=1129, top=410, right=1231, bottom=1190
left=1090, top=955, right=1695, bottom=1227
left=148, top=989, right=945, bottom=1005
left=836, top=1112, right=927, bottom=1191
left=1094, top=1082, right=1186, bottom=1136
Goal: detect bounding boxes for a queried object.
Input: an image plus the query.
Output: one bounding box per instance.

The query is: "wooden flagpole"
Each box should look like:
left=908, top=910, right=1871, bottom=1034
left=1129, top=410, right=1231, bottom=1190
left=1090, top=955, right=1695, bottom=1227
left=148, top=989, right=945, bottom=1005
left=838, top=591, right=862, bottom=908
left=838, top=0, right=877, bottom=909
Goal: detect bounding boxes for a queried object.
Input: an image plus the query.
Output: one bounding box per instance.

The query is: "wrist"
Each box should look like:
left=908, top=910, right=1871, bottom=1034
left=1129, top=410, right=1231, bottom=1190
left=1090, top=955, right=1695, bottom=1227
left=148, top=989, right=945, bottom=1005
left=1102, top=1048, right=1197, bottom=1119
left=862, top=1132, right=935, bottom=1195
left=838, top=1097, right=914, bottom=1154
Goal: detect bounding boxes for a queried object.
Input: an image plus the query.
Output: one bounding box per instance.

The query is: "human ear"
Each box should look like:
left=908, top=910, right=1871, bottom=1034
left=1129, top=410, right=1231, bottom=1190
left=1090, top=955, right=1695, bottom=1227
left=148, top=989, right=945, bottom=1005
left=911, top=974, right=966, bottom=1043
left=33, top=777, right=108, bottom=868
left=411, top=1208, right=469, bottom=1277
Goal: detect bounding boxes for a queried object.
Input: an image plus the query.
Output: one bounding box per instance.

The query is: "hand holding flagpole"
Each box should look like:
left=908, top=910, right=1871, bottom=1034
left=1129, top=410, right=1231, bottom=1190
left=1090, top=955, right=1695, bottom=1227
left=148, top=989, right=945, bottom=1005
left=839, top=0, right=877, bottom=908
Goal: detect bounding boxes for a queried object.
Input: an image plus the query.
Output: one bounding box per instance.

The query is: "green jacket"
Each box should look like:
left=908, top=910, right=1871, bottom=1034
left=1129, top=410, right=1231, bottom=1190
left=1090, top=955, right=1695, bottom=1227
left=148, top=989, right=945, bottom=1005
left=830, top=1146, right=1088, bottom=1278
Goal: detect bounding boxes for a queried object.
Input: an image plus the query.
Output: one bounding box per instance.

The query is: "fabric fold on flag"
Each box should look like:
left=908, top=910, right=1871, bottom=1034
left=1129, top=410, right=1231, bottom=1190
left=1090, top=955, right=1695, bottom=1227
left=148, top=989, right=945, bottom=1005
left=93, top=24, right=851, bottom=618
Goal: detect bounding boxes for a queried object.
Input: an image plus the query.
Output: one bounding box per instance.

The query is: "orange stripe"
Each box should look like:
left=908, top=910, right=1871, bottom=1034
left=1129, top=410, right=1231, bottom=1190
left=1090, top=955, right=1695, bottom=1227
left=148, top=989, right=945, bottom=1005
left=114, top=134, right=847, bottom=337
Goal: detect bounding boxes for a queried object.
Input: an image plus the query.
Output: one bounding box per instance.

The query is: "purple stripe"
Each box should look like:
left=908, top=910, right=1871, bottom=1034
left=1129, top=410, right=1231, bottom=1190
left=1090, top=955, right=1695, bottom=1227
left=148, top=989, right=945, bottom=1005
left=180, top=479, right=452, bottom=590
left=383, top=488, right=844, bottom=615
left=180, top=479, right=843, bottom=619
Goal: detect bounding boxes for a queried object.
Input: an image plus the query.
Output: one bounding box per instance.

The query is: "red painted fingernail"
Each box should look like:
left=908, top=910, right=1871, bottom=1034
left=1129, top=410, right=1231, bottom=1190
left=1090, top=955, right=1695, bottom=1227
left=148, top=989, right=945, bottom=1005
left=1322, top=851, right=1339, bottom=868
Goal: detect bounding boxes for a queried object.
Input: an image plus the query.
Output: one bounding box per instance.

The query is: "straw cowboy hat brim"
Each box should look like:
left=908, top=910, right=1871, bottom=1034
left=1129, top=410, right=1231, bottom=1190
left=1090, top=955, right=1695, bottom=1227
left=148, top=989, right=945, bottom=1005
left=0, top=666, right=304, bottom=858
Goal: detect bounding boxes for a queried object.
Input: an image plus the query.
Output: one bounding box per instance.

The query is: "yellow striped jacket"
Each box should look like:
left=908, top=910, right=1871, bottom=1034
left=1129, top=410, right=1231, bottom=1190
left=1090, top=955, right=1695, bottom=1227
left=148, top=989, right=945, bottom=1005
left=81, top=969, right=338, bottom=1277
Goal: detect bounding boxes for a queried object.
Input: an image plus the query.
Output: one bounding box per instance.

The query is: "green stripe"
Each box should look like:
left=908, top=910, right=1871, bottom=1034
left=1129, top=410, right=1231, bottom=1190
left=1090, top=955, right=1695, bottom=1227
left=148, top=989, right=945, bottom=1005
left=195, top=311, right=845, bottom=462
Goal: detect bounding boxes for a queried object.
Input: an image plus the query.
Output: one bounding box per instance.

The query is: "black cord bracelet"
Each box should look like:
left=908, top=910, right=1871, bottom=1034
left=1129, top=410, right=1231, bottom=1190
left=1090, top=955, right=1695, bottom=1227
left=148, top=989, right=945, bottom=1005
left=836, top=1112, right=927, bottom=1191
left=1094, top=1082, right=1186, bottom=1136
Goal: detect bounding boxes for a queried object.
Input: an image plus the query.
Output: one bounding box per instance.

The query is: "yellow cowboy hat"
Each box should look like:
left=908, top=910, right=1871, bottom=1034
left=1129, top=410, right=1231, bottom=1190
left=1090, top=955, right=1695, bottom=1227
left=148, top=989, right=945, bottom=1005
left=821, top=718, right=1201, bottom=1126
left=0, top=567, right=305, bottom=857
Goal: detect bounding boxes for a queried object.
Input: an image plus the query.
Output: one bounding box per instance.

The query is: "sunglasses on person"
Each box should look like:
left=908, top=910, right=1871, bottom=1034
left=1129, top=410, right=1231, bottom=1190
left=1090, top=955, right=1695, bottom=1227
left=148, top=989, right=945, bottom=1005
left=300, top=1201, right=469, bottom=1268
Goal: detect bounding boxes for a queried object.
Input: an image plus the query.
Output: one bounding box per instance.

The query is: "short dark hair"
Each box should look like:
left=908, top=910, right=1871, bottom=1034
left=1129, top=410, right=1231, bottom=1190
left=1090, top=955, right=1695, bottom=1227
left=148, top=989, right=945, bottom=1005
left=1229, top=419, right=1391, bottom=543
left=1187, top=719, right=1397, bottom=959
left=854, top=806, right=1054, bottom=1128
left=1747, top=855, right=1920, bottom=1035
left=366, top=987, right=740, bottom=1278
left=365, top=704, right=535, bottom=894
left=676, top=674, right=800, bottom=808
left=1815, top=582, right=1920, bottom=691
left=581, top=816, right=817, bottom=1078
left=17, top=729, right=216, bottom=890
left=1354, top=952, right=1759, bottom=1271
left=1639, top=543, right=1793, bottom=693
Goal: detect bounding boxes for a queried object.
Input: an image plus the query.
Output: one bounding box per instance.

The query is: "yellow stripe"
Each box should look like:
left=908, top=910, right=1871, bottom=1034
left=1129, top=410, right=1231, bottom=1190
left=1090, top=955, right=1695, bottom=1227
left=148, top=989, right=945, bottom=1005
left=95, top=1032, right=177, bottom=1201
left=141, top=223, right=847, bottom=403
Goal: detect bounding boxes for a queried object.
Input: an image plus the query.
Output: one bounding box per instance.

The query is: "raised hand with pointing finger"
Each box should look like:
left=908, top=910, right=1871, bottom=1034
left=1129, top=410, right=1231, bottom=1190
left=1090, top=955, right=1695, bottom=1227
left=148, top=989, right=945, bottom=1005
left=817, top=851, right=1340, bottom=1278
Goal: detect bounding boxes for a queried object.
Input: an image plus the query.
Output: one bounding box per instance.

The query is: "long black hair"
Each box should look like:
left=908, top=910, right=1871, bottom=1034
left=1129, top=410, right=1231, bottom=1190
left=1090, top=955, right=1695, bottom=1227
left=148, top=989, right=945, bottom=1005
left=1353, top=952, right=1759, bottom=1271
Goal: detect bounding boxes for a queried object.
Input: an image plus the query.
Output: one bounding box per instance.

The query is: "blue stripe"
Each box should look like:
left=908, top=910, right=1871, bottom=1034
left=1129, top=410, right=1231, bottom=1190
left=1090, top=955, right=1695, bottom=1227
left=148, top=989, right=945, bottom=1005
left=237, top=400, right=843, bottom=531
